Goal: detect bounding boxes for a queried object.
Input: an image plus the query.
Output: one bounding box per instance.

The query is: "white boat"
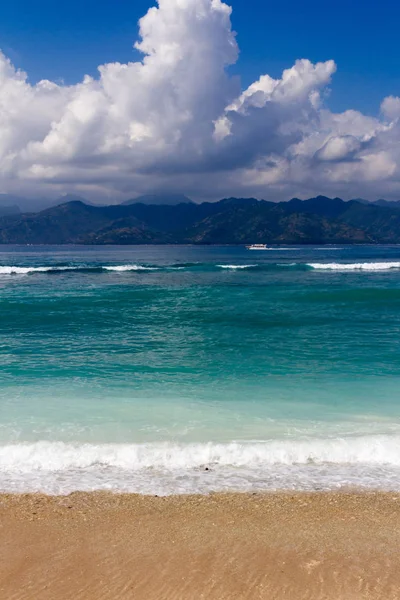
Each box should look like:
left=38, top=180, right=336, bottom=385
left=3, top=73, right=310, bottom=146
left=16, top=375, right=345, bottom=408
left=246, top=244, right=272, bottom=250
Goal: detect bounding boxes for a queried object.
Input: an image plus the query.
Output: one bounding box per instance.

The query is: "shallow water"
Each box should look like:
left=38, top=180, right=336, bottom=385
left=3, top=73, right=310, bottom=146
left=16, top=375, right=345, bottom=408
left=1, top=244, right=400, bottom=494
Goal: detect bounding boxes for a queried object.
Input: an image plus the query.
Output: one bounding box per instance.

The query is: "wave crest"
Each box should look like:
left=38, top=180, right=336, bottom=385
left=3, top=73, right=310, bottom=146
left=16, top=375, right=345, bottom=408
left=308, top=262, right=400, bottom=271
left=1, top=438, right=400, bottom=494
left=103, top=265, right=159, bottom=271
left=1, top=436, right=400, bottom=471
left=2, top=260, right=400, bottom=275
left=217, top=264, right=257, bottom=269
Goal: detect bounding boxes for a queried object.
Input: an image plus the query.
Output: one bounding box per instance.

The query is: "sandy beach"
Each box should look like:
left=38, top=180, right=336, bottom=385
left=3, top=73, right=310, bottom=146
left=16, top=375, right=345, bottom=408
left=0, top=492, right=399, bottom=599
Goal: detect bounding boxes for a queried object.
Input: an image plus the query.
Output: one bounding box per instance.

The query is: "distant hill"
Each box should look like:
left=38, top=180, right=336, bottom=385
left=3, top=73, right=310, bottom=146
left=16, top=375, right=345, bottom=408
left=182, top=197, right=370, bottom=245
left=356, top=198, right=400, bottom=209
left=0, top=193, right=90, bottom=214
left=0, top=195, right=25, bottom=215
left=121, top=194, right=193, bottom=206
left=373, top=199, right=400, bottom=208
left=1, top=195, right=400, bottom=244
left=55, top=194, right=89, bottom=205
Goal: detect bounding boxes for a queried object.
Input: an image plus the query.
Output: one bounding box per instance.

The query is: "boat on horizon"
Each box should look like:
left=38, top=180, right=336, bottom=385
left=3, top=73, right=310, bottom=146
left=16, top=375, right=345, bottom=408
left=246, top=244, right=272, bottom=250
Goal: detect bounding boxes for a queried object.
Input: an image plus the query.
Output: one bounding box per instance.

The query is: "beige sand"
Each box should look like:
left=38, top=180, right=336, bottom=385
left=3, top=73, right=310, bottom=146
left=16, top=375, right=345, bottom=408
left=0, top=491, right=399, bottom=599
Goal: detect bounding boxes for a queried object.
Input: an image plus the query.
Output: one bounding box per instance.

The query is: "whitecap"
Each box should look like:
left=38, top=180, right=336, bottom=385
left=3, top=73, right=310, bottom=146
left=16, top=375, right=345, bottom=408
left=0, top=436, right=400, bottom=494
left=308, top=262, right=400, bottom=271
left=0, top=266, right=76, bottom=275
left=217, top=264, right=257, bottom=269
left=103, top=265, right=159, bottom=271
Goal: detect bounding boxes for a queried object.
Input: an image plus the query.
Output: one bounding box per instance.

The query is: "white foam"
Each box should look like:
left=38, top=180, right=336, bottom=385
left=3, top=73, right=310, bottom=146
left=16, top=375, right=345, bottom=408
left=0, top=436, right=400, bottom=494
left=308, top=262, right=400, bottom=271
left=103, top=265, right=159, bottom=271
left=0, top=266, right=59, bottom=274
left=217, top=264, right=257, bottom=269
left=0, top=267, right=50, bottom=275
left=1, top=436, right=398, bottom=470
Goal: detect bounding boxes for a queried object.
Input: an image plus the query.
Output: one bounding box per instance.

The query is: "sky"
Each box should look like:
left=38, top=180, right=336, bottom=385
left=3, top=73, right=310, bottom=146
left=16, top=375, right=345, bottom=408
left=0, top=0, right=399, bottom=202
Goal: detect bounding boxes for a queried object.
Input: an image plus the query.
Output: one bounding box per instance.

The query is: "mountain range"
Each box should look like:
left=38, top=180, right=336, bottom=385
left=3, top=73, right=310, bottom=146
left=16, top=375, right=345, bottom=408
left=0, top=193, right=193, bottom=214
left=1, top=195, right=400, bottom=244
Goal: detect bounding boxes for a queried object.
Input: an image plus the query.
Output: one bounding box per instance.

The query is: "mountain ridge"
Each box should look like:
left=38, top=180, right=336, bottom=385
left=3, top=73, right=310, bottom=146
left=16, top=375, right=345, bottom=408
left=121, top=194, right=193, bottom=206
left=1, top=196, right=400, bottom=244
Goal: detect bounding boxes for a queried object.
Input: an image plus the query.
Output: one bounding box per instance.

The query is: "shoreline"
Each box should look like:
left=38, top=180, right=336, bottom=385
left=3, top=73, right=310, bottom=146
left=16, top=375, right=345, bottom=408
left=1, top=491, right=399, bottom=599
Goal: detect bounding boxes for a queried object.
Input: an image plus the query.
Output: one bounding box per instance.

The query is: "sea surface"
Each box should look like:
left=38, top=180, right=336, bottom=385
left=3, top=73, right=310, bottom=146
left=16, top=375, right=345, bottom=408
left=1, top=244, right=400, bottom=494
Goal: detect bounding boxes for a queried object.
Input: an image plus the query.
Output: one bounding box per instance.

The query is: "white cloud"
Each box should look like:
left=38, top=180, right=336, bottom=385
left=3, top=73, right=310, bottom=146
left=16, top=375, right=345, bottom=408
left=381, top=96, right=400, bottom=121
left=0, top=0, right=399, bottom=202
left=315, top=136, right=361, bottom=161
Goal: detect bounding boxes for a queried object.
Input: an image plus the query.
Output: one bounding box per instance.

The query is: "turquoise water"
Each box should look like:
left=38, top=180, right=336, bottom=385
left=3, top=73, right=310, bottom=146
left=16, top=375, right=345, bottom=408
left=1, top=244, right=400, bottom=493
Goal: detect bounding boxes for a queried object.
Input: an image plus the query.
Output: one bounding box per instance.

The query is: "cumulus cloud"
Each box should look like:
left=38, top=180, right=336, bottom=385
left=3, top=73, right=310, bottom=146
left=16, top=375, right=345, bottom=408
left=0, top=0, right=399, bottom=202
left=314, top=136, right=362, bottom=162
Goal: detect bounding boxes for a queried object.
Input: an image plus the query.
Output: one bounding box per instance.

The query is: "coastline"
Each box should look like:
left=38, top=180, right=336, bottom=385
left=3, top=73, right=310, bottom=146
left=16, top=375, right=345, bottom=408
left=1, top=491, right=399, bottom=599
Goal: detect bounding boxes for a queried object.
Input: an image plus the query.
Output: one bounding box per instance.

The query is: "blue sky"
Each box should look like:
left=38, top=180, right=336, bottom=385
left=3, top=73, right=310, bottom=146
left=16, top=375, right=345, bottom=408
left=1, top=0, right=399, bottom=115
left=0, top=0, right=399, bottom=202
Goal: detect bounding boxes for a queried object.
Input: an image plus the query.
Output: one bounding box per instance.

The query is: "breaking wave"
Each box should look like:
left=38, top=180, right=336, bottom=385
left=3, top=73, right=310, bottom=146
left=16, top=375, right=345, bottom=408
left=2, top=260, right=400, bottom=276
left=0, top=264, right=167, bottom=274
left=2, top=436, right=400, bottom=469
left=0, top=262, right=267, bottom=274
left=103, top=265, right=160, bottom=271
left=1, top=436, right=400, bottom=494
left=0, top=266, right=77, bottom=274
left=308, top=262, right=400, bottom=271
left=216, top=264, right=257, bottom=269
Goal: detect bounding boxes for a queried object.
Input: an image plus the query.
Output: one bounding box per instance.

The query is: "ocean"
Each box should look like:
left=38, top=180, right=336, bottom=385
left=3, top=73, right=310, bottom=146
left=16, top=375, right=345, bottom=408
left=1, top=244, right=400, bottom=495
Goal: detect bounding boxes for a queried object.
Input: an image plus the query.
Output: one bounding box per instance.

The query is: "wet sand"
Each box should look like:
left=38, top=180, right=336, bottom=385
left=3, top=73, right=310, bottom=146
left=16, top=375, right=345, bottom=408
left=0, top=491, right=399, bottom=599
